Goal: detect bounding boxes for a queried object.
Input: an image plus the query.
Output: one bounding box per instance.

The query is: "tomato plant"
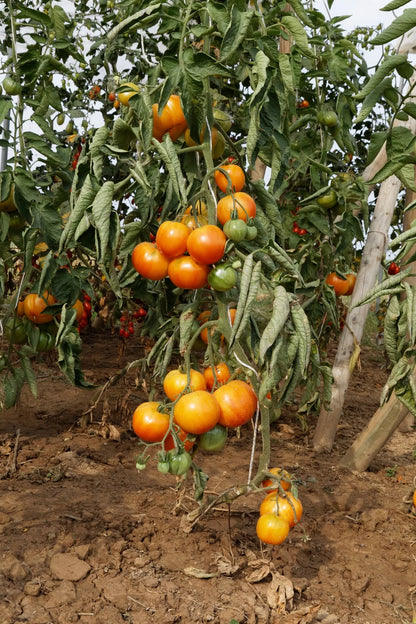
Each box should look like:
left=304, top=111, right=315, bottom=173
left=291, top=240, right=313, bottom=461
left=132, top=402, right=170, bottom=443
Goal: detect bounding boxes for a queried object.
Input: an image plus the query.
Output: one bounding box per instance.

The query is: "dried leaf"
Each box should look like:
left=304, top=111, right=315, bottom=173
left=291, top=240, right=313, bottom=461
left=107, top=424, right=121, bottom=441
left=246, top=564, right=272, bottom=583
left=214, top=555, right=240, bottom=576
left=271, top=604, right=321, bottom=624
left=267, top=571, right=294, bottom=611
left=183, top=567, right=218, bottom=579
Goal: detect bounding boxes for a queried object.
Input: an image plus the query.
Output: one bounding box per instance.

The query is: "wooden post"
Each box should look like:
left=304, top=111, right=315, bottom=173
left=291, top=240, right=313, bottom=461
left=339, top=390, right=410, bottom=471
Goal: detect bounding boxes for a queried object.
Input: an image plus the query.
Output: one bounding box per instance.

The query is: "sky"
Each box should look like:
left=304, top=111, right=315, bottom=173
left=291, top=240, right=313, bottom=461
left=314, top=0, right=388, bottom=30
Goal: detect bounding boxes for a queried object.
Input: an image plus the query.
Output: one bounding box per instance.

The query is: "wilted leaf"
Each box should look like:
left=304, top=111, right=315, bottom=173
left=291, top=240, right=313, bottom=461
left=183, top=567, right=218, bottom=579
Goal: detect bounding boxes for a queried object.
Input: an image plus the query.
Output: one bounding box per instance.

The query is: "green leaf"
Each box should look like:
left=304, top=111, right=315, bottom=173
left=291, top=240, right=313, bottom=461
left=402, top=102, right=416, bottom=119
left=107, top=2, right=163, bottom=42
left=59, top=175, right=97, bottom=252
left=382, top=0, right=413, bottom=9
left=220, top=6, right=253, bottom=62
left=291, top=303, right=311, bottom=375
left=281, top=15, right=313, bottom=58
left=91, top=181, right=115, bottom=263
left=287, top=0, right=314, bottom=27
left=207, top=1, right=229, bottom=35
left=3, top=368, right=25, bottom=409
left=20, top=354, right=38, bottom=398
left=57, top=327, right=96, bottom=389
left=249, top=51, right=270, bottom=105
left=367, top=154, right=416, bottom=185
left=259, top=286, right=290, bottom=363
left=397, top=163, right=416, bottom=191
left=352, top=270, right=410, bottom=308
left=355, top=55, right=408, bottom=101
left=278, top=53, right=294, bottom=94
left=354, top=78, right=391, bottom=124
left=112, top=118, right=137, bottom=150
left=152, top=135, right=188, bottom=207
left=32, top=204, right=63, bottom=251
left=0, top=99, right=13, bottom=125
left=370, top=9, right=416, bottom=45
left=16, top=5, right=52, bottom=25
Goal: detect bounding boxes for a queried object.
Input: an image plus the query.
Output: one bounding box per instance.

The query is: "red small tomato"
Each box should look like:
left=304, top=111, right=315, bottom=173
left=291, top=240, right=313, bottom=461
left=298, top=228, right=307, bottom=236
left=137, top=307, right=147, bottom=317
left=83, top=293, right=91, bottom=303
left=84, top=301, right=92, bottom=314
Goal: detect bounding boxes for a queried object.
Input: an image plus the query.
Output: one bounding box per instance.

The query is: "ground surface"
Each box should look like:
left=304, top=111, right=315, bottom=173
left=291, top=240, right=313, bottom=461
left=0, top=331, right=415, bottom=624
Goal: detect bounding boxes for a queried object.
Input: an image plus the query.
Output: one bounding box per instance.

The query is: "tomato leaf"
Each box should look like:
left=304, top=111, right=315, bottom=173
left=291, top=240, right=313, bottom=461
left=384, top=296, right=400, bottom=365
left=152, top=136, right=188, bottom=208
left=220, top=6, right=253, bottom=62
left=280, top=15, right=313, bottom=58
left=291, top=303, right=311, bottom=376
left=259, top=286, right=290, bottom=363
left=382, top=0, right=413, bottom=9
left=91, top=181, right=115, bottom=263
left=20, top=353, right=38, bottom=398
left=370, top=9, right=416, bottom=45
left=355, top=55, right=409, bottom=101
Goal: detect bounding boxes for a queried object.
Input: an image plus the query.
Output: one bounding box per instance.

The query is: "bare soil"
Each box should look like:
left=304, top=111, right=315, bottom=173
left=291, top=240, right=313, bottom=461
left=1, top=330, right=415, bottom=624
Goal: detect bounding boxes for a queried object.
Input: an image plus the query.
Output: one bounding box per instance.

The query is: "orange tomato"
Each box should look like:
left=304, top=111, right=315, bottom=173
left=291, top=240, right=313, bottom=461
left=173, top=390, right=220, bottom=435
left=344, top=273, right=356, bottom=296
left=163, top=368, right=207, bottom=401
left=259, top=491, right=303, bottom=528
left=155, top=220, right=191, bottom=258
left=72, top=299, right=84, bottom=322
left=216, top=192, right=256, bottom=225
left=186, top=224, right=226, bottom=265
left=256, top=513, right=290, bottom=545
left=132, top=401, right=170, bottom=443
left=262, top=467, right=291, bottom=492
left=325, top=272, right=350, bottom=296
left=117, top=82, right=139, bottom=106
left=214, top=164, right=245, bottom=193
left=181, top=212, right=209, bottom=230
left=413, top=489, right=416, bottom=507
left=152, top=95, right=187, bottom=141
left=16, top=300, right=25, bottom=316
left=23, top=292, right=56, bottom=324
left=203, top=362, right=231, bottom=391
left=168, top=255, right=210, bottom=289
left=131, top=242, right=170, bottom=280
left=213, top=379, right=258, bottom=428
left=163, top=427, right=195, bottom=452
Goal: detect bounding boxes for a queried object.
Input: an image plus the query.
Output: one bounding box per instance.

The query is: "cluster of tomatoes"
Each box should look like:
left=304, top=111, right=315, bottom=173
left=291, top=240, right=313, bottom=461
left=88, top=84, right=101, bottom=100
left=292, top=221, right=308, bottom=236
left=132, top=364, right=257, bottom=475
left=118, top=306, right=147, bottom=339
left=325, top=271, right=356, bottom=297
left=256, top=468, right=303, bottom=545
left=70, top=143, right=82, bottom=171
left=387, top=261, right=400, bottom=275
left=78, top=293, right=92, bottom=332
left=131, top=163, right=257, bottom=292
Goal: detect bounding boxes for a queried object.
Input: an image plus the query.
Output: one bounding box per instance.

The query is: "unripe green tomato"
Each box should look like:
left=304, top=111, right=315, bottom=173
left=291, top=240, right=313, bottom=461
left=198, top=424, right=227, bottom=452
left=157, top=459, right=170, bottom=474
left=4, top=318, right=27, bottom=344
left=167, top=450, right=192, bottom=475
left=223, top=218, right=248, bottom=242
left=317, top=110, right=339, bottom=128
left=3, top=76, right=21, bottom=96
left=213, top=108, right=233, bottom=132
left=207, top=264, right=237, bottom=292
left=56, top=113, right=65, bottom=125
left=317, top=189, right=337, bottom=209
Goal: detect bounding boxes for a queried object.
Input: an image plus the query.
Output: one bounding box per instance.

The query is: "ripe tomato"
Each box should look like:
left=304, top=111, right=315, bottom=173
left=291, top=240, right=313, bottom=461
left=203, top=362, right=231, bottom=391
left=168, top=255, right=210, bottom=289
left=325, top=272, right=350, bottom=296
left=117, top=82, right=140, bottom=106
left=108, top=91, right=116, bottom=102
left=197, top=423, right=227, bottom=452
left=259, top=491, right=303, bottom=528
left=300, top=99, right=309, bottom=108
left=181, top=213, right=209, bottom=230
left=344, top=273, right=356, bottom=296
left=132, top=401, right=170, bottom=443
left=173, top=390, right=221, bottom=435
left=23, top=292, right=56, bottom=324
left=155, top=220, right=191, bottom=258
left=213, top=380, right=258, bottom=428
left=72, top=299, right=84, bottom=322
left=163, top=427, right=195, bottom=452
left=413, top=489, right=416, bottom=507
left=207, top=264, right=237, bottom=292
left=152, top=94, right=187, bottom=141
left=256, top=513, right=290, bottom=545
left=214, top=164, right=245, bottom=193
left=16, top=300, right=25, bottom=316
left=262, top=467, right=291, bottom=492
left=163, top=368, right=207, bottom=401
left=186, top=224, right=226, bottom=266
left=216, top=192, right=256, bottom=225
left=131, top=242, right=170, bottom=280
left=317, top=189, right=337, bottom=209
left=388, top=262, right=400, bottom=275
left=223, top=218, right=248, bottom=242
left=198, top=310, right=213, bottom=344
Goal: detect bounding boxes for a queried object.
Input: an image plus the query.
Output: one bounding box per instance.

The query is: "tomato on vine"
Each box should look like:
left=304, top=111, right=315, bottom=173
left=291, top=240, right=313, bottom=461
left=23, top=292, right=56, bottom=324
left=223, top=218, right=248, bottom=242
left=173, top=390, right=221, bottom=435
left=203, top=362, right=231, bottom=391
left=131, top=242, right=170, bottom=280
left=197, top=423, right=227, bottom=452
left=213, top=380, right=257, bottom=428
left=186, top=224, right=226, bottom=265
left=168, top=256, right=210, bottom=289
left=163, top=368, right=207, bottom=401
left=256, top=514, right=290, bottom=545
left=155, top=220, right=191, bottom=258
left=325, top=272, right=350, bottom=296
left=132, top=401, right=170, bottom=443
left=207, top=264, right=237, bottom=292
left=216, top=192, right=256, bottom=225
left=214, top=164, right=245, bottom=193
